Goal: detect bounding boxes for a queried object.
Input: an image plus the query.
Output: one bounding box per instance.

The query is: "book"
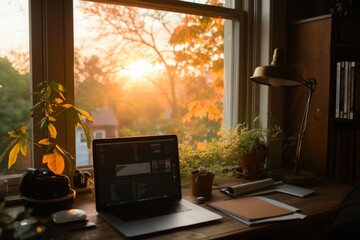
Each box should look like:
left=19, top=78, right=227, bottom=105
left=208, top=196, right=306, bottom=226
left=354, top=62, right=360, bottom=119
left=336, top=61, right=341, bottom=118
left=339, top=61, right=345, bottom=118
left=344, top=61, right=349, bottom=119
left=349, top=61, right=355, bottom=119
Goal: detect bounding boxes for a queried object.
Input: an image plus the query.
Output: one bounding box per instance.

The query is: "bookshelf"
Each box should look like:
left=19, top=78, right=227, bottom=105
left=285, top=15, right=360, bottom=184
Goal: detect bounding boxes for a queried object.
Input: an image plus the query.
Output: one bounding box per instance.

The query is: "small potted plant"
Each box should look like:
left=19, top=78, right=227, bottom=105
left=179, top=129, right=243, bottom=197
left=190, top=169, right=214, bottom=198
left=235, top=117, right=283, bottom=180
left=0, top=81, right=94, bottom=179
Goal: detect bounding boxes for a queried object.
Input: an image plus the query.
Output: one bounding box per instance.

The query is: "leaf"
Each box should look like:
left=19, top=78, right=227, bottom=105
left=8, top=142, right=21, bottom=169
left=76, top=108, right=94, bottom=122
left=62, top=104, right=73, bottom=109
left=78, top=118, right=92, bottom=149
left=66, top=106, right=93, bottom=148
left=19, top=136, right=27, bottom=156
left=48, top=116, right=56, bottom=122
left=2, top=127, right=29, bottom=169
left=50, top=82, right=66, bottom=100
left=55, top=145, right=75, bottom=175
left=8, top=126, right=27, bottom=138
left=42, top=148, right=65, bottom=174
left=54, top=98, right=63, bottom=104
left=19, top=126, right=27, bottom=134
left=38, top=138, right=52, bottom=145
left=47, top=123, right=57, bottom=139
left=8, top=131, right=21, bottom=138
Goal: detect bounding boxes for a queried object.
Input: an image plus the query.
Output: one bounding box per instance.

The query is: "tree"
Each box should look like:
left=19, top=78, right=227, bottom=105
left=0, top=56, right=30, bottom=174
left=0, top=57, right=29, bottom=138
left=76, top=1, right=225, bottom=142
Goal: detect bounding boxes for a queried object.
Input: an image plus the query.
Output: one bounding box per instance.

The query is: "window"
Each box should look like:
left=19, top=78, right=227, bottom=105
left=0, top=0, right=30, bottom=175
left=74, top=0, right=241, bottom=166
left=1, top=0, right=275, bottom=179
left=94, top=131, right=106, bottom=139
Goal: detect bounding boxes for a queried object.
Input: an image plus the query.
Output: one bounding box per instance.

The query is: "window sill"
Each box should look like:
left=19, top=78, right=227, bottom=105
left=4, top=186, right=94, bottom=206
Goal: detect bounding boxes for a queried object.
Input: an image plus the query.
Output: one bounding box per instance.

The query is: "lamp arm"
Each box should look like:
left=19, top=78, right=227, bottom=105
left=293, top=78, right=317, bottom=175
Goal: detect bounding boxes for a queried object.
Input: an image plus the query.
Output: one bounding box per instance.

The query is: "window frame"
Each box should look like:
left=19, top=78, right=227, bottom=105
left=4, top=0, right=280, bottom=195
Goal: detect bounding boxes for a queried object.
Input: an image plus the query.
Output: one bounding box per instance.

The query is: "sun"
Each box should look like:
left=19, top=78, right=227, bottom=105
left=124, top=59, right=155, bottom=82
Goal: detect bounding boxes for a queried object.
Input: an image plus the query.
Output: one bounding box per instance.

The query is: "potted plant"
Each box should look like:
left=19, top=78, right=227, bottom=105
left=0, top=81, right=94, bottom=179
left=179, top=128, right=242, bottom=197
left=190, top=169, right=214, bottom=198
left=235, top=116, right=283, bottom=180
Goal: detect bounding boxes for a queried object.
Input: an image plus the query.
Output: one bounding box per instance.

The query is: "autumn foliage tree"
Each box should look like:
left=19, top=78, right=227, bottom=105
left=76, top=1, right=224, bottom=142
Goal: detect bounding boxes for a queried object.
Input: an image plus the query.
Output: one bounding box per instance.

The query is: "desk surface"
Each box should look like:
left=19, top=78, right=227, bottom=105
left=7, top=178, right=353, bottom=239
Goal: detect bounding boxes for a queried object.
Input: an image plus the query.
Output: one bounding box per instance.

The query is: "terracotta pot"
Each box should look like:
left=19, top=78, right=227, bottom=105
left=238, top=146, right=267, bottom=180
left=190, top=170, right=214, bottom=198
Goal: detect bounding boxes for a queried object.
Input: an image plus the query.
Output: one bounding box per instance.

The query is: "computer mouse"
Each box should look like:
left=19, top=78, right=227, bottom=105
left=196, top=196, right=207, bottom=204
left=51, top=209, right=87, bottom=224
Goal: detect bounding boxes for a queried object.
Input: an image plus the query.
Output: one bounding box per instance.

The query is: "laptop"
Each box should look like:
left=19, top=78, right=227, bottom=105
left=92, top=135, right=222, bottom=238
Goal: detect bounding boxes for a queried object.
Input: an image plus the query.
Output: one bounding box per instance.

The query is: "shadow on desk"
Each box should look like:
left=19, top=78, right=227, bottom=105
left=323, top=184, right=360, bottom=240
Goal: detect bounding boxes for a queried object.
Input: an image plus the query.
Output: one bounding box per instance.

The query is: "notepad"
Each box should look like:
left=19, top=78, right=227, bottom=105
left=208, top=196, right=295, bottom=222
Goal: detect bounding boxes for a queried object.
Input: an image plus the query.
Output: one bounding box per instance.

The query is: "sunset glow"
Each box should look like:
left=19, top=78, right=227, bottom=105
left=124, top=60, right=162, bottom=82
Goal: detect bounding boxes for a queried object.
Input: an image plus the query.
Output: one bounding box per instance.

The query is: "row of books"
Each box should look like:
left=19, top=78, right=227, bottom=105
left=335, top=61, right=360, bottom=119
left=330, top=129, right=360, bottom=184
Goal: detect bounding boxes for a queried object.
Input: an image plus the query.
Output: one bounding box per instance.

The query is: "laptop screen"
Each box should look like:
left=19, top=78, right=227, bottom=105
left=92, top=135, right=182, bottom=211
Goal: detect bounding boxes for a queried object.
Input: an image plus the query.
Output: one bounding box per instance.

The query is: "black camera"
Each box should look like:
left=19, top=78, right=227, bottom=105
left=20, top=168, right=70, bottom=200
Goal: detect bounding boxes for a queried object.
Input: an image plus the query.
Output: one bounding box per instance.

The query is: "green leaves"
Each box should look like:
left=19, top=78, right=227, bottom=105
left=1, top=81, right=94, bottom=174
left=64, top=105, right=94, bottom=149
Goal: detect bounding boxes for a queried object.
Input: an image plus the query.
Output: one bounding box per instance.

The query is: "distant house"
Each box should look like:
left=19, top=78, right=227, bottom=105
left=76, top=106, right=119, bottom=165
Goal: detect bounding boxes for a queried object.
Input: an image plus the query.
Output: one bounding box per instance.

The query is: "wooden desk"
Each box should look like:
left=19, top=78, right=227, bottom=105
left=6, top=179, right=353, bottom=240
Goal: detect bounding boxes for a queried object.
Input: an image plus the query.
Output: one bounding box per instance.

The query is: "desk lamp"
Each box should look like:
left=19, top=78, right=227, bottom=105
left=250, top=48, right=317, bottom=184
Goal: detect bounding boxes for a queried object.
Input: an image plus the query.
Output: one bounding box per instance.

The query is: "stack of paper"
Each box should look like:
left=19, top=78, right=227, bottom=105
left=208, top=196, right=306, bottom=226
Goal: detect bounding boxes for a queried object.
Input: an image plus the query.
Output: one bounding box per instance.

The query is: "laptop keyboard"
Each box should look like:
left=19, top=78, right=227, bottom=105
left=118, top=203, right=190, bottom=221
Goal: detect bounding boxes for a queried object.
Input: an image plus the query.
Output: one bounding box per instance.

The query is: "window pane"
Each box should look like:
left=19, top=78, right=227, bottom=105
left=74, top=1, right=225, bottom=166
left=0, top=0, right=30, bottom=174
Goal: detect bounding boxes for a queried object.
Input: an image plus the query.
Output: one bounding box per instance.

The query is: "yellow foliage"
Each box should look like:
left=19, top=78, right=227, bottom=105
left=8, top=142, right=20, bottom=169
left=42, top=148, right=65, bottom=174
left=38, top=138, right=52, bottom=145
left=47, top=123, right=57, bottom=139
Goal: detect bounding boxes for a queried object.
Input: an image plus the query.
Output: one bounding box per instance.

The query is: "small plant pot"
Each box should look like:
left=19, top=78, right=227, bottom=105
left=237, top=147, right=267, bottom=180
left=190, top=170, right=214, bottom=198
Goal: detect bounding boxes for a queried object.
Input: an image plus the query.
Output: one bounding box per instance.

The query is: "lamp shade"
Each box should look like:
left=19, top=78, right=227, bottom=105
left=250, top=48, right=302, bottom=87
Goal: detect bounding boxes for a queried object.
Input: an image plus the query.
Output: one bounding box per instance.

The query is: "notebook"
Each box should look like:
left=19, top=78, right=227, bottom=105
left=92, top=135, right=221, bottom=238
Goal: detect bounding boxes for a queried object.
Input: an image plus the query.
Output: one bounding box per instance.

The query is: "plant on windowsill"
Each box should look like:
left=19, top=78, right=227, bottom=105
left=235, top=116, right=283, bottom=180
left=179, top=126, right=242, bottom=181
left=0, top=81, right=94, bottom=178
left=179, top=116, right=283, bottom=182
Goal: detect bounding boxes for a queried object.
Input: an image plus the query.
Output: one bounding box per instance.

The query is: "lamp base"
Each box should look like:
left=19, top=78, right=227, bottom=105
left=266, top=168, right=316, bottom=185
left=282, top=169, right=316, bottom=185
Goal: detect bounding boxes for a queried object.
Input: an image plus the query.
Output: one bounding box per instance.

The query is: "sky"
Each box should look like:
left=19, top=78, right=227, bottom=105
left=0, top=0, right=29, bottom=56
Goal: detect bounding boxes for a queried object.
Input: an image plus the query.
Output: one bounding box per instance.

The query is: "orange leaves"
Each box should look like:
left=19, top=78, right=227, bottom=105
left=183, top=99, right=222, bottom=123
left=42, top=147, right=65, bottom=174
